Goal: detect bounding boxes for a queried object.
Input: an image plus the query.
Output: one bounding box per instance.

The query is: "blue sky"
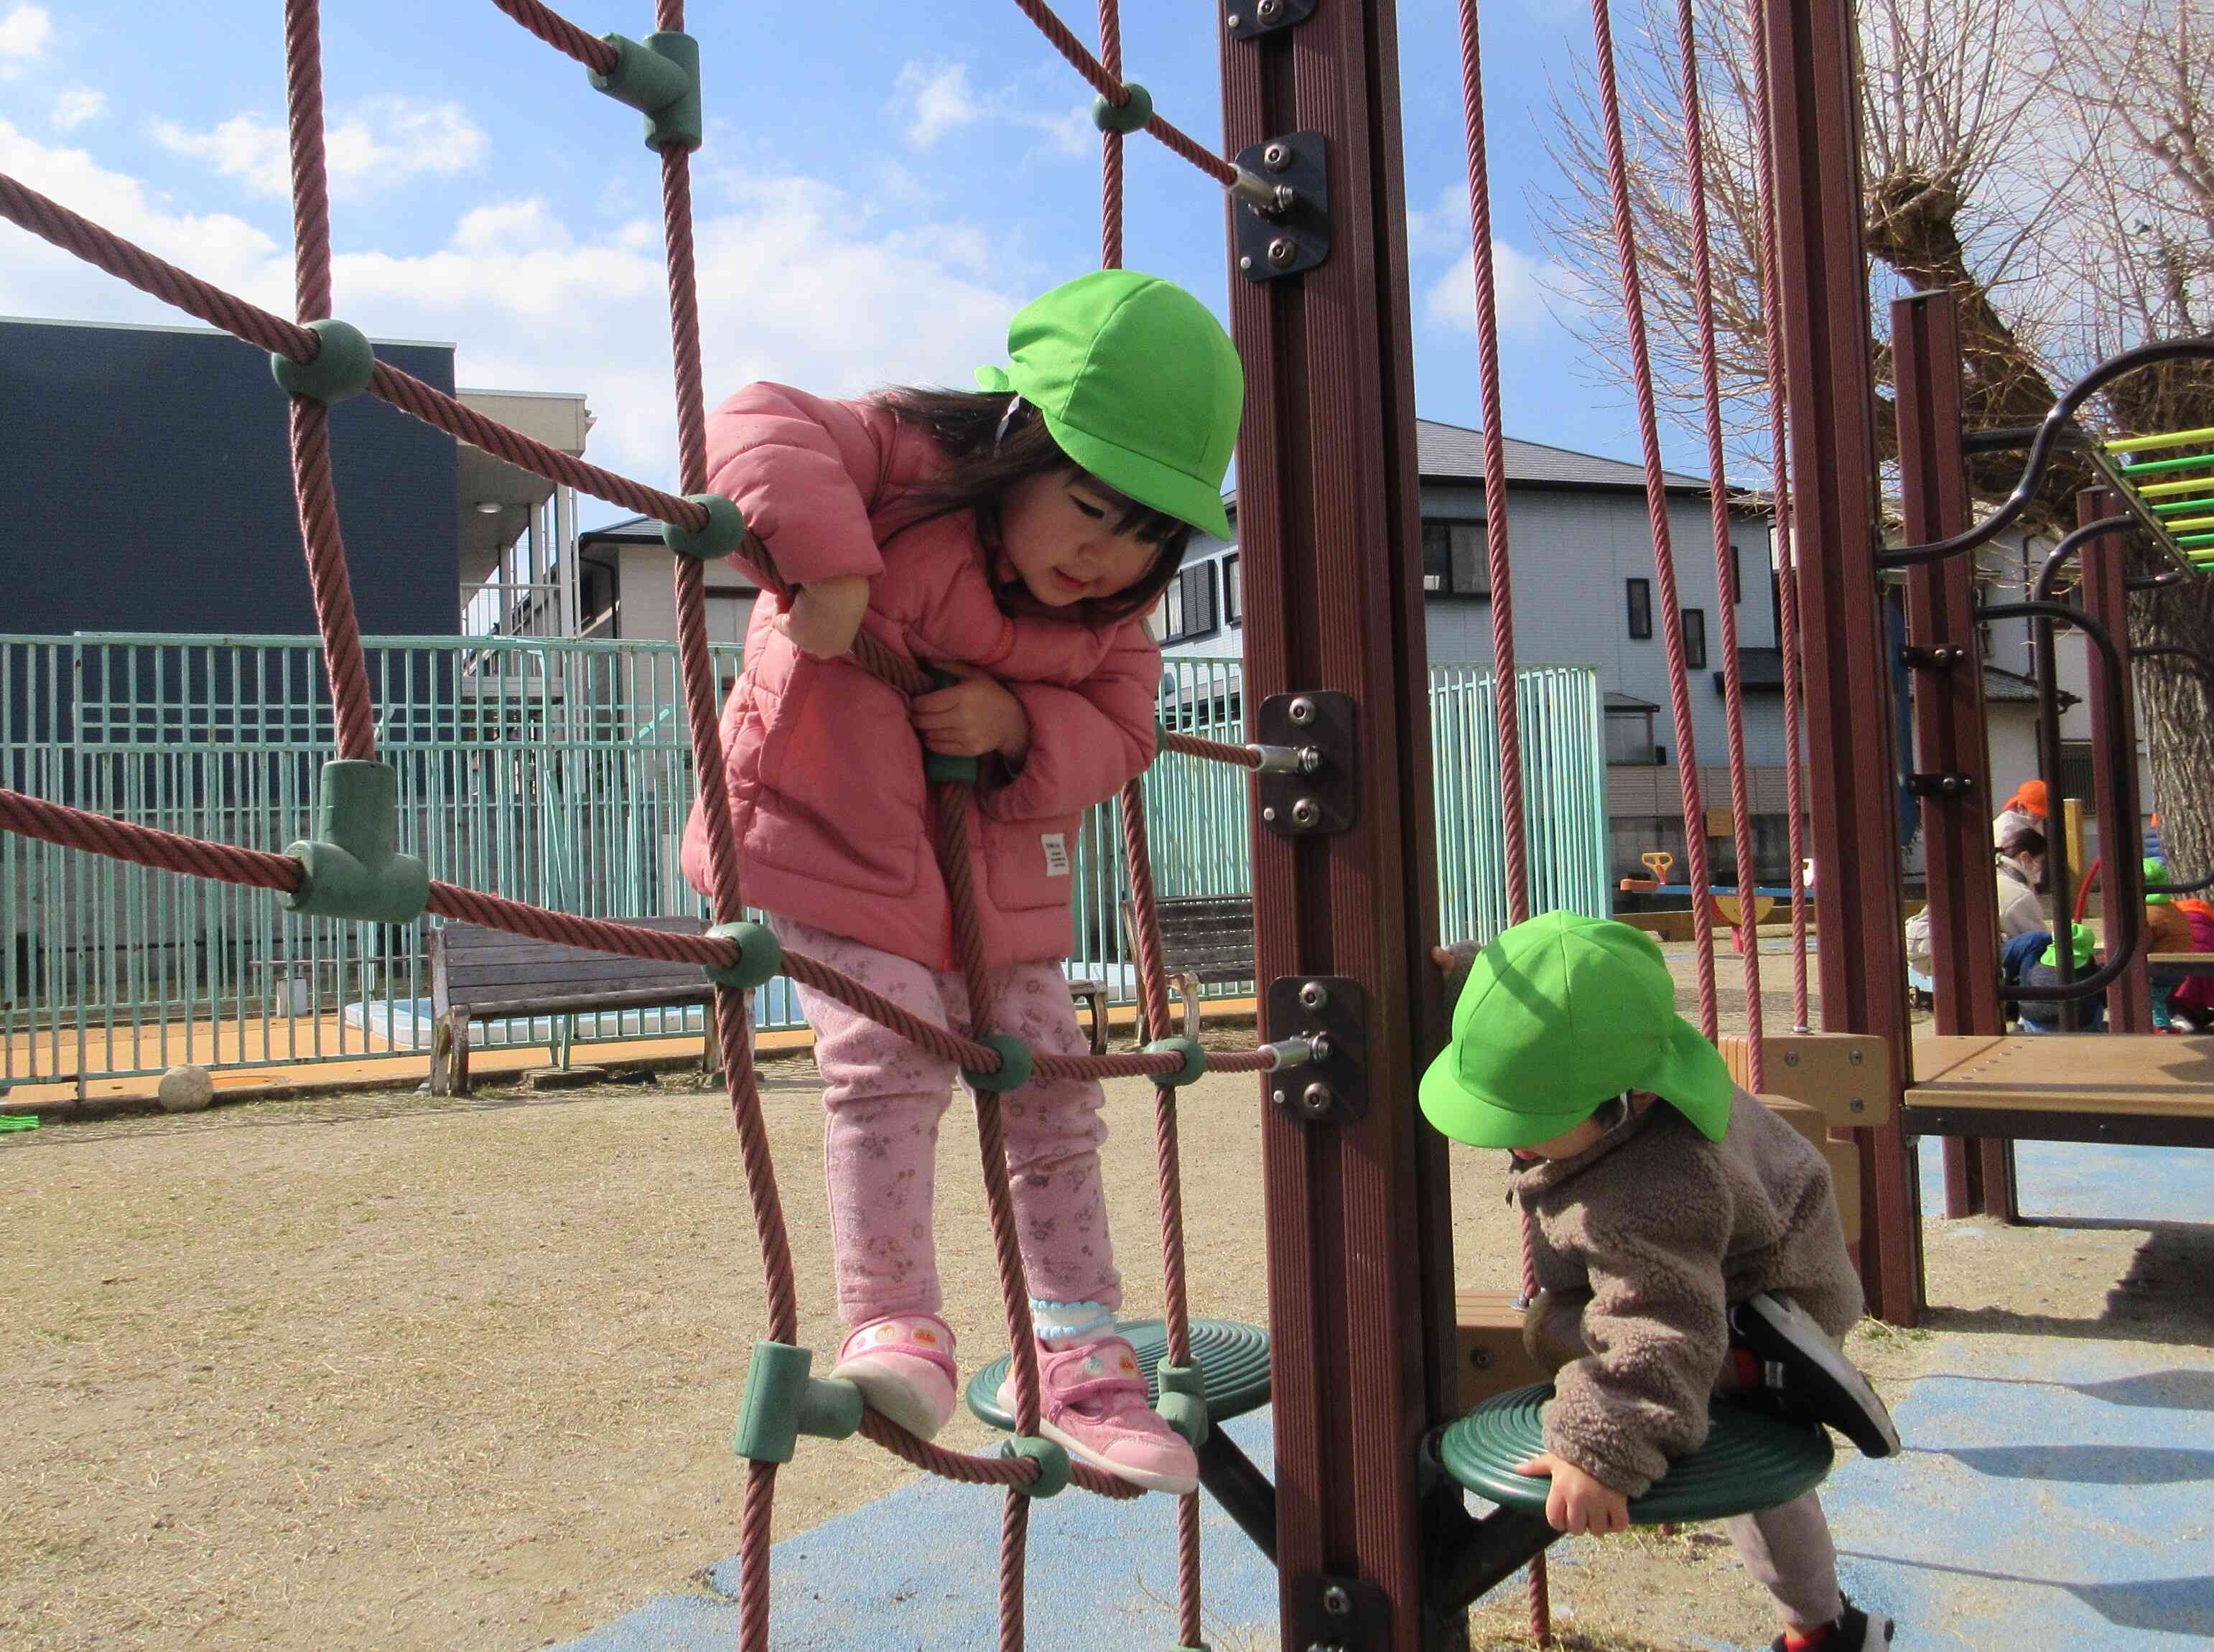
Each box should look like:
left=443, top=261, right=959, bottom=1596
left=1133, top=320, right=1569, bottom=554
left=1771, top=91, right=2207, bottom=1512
left=0, top=0, right=1701, bottom=532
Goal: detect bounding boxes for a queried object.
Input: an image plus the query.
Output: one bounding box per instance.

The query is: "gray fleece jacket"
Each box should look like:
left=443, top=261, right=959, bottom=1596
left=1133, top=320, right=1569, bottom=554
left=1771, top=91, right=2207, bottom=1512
left=1504, top=1086, right=1862, bottom=1497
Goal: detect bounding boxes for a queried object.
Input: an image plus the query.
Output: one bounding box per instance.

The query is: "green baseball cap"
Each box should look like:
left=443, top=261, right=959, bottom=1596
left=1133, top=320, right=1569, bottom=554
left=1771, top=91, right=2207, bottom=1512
left=975, top=269, right=1242, bottom=540
left=1419, top=910, right=1735, bottom=1149
left=2144, top=858, right=2170, bottom=903
left=2042, top=921, right=2096, bottom=970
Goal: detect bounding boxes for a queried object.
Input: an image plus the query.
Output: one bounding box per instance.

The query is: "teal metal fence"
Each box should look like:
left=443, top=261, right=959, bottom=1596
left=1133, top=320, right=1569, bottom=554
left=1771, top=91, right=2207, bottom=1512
left=1, top=637, right=1605, bottom=1091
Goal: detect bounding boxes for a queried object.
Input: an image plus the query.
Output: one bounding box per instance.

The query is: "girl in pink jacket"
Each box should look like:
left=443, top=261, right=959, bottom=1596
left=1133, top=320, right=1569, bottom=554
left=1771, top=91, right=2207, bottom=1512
left=682, top=270, right=1243, bottom=1495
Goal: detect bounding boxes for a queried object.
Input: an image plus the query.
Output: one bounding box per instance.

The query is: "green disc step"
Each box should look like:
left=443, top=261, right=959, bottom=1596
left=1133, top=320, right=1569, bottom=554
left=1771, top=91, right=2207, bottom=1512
left=965, top=1317, right=1271, bottom=1430
left=1437, top=1382, right=1833, bottom=1524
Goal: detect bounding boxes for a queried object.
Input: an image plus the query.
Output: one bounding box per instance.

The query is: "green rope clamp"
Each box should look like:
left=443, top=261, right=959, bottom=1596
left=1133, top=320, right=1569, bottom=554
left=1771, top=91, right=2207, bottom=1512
left=269, top=319, right=375, bottom=404
left=590, top=29, right=702, bottom=153
left=704, top=919, right=782, bottom=992
left=921, top=668, right=982, bottom=784
left=1000, top=1433, right=1071, bottom=1498
left=1155, top=1360, right=1209, bottom=1447
left=962, top=1031, right=1033, bottom=1093
left=1145, top=1035, right=1208, bottom=1089
left=1092, top=80, right=1153, bottom=134
left=282, top=760, right=429, bottom=925
left=659, top=492, right=747, bottom=561
left=733, top=1340, right=864, bottom=1465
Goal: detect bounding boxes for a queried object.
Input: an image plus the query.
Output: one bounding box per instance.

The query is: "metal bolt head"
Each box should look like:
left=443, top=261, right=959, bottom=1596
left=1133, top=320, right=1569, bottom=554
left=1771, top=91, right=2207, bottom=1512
left=1263, top=140, right=1293, bottom=173
left=1306, top=1642, right=1346, bottom=1652
left=1227, top=13, right=1242, bottom=29
left=1321, top=1583, right=1352, bottom=1616
left=1298, top=744, right=1322, bottom=773
left=1288, top=695, right=1317, bottom=724
left=1267, top=235, right=1297, bottom=269
left=1257, top=0, right=1284, bottom=19
left=1272, top=1088, right=1288, bottom=1106
left=1301, top=1081, right=1336, bottom=1116
left=1785, top=1050, right=1800, bottom=1067
left=1290, top=796, right=1321, bottom=828
left=1239, top=253, right=1255, bottom=271
left=1308, top=1030, right=1333, bottom=1063
left=1850, top=1050, right=1865, bottom=1065
left=1298, top=981, right=1329, bottom=1010
left=1262, top=804, right=1278, bottom=822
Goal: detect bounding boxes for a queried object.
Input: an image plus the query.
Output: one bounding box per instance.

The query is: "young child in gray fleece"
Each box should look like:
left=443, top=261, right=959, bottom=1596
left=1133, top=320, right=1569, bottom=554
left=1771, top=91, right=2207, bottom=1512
left=1423, top=912, right=1897, bottom=1652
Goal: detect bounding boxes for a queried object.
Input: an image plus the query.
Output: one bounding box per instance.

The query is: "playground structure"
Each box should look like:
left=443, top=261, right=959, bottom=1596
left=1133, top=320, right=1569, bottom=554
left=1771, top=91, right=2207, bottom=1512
left=3, top=2, right=2213, bottom=1651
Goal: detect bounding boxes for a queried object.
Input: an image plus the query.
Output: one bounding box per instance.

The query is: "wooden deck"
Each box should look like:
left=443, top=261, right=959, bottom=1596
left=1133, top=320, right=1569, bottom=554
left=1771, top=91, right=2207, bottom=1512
left=1904, top=1034, right=2214, bottom=1149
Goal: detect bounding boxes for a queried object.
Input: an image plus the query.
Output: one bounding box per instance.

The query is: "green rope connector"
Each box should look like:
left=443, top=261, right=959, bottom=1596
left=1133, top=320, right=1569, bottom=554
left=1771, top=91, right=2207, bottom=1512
left=659, top=492, right=746, bottom=561
left=1145, top=1035, right=1208, bottom=1089
left=704, top=919, right=783, bottom=992
left=733, top=1340, right=864, bottom=1465
left=269, top=319, right=375, bottom=404
left=921, top=667, right=982, bottom=784
left=962, top=1031, right=1034, bottom=1093
left=590, top=30, right=702, bottom=153
left=282, top=760, right=429, bottom=925
left=1155, top=1359, right=1209, bottom=1447
left=1092, top=80, right=1153, bottom=134
left=1000, top=1432, right=1071, bottom=1498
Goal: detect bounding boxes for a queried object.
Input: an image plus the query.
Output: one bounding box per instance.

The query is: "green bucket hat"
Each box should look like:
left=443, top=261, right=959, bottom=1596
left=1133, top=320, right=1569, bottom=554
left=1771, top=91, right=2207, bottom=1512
left=975, top=269, right=1242, bottom=540
left=2144, top=858, right=2170, bottom=903
left=1420, top=911, right=1735, bottom=1150
left=2042, top=921, right=2096, bottom=970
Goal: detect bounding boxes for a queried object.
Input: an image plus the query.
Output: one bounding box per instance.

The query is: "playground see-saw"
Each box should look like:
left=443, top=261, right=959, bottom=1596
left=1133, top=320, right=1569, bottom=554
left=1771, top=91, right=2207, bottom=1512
left=4, top=0, right=2213, bottom=1648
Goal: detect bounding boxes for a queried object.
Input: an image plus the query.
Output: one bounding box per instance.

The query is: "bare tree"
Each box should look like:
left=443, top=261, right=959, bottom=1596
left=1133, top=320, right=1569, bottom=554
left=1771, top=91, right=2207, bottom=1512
left=1535, top=0, right=2214, bottom=884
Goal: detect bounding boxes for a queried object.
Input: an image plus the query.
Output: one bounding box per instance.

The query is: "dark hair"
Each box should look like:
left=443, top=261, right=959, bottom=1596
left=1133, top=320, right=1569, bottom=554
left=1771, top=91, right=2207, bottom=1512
left=873, top=386, right=1194, bottom=624
left=2001, top=829, right=2047, bottom=858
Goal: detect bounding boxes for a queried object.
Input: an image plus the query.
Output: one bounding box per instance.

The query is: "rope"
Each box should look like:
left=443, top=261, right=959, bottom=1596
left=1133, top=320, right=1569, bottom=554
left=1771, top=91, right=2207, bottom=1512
left=1744, top=0, right=1813, bottom=1032
left=1098, top=0, right=1125, bottom=273
left=1453, top=6, right=1545, bottom=1635
left=1161, top=730, right=1263, bottom=767
left=1008, top=0, right=1239, bottom=189
left=487, top=0, right=619, bottom=74
left=1672, top=0, right=1764, bottom=1086
left=1588, top=0, right=1718, bottom=1039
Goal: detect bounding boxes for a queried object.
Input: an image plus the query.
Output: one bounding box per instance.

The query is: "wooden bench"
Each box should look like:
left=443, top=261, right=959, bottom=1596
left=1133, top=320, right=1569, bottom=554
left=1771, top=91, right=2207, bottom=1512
left=2149, top=951, right=2214, bottom=978
left=429, top=916, right=715, bottom=1096
left=1905, top=1032, right=2214, bottom=1149
left=1117, top=894, right=1256, bottom=1042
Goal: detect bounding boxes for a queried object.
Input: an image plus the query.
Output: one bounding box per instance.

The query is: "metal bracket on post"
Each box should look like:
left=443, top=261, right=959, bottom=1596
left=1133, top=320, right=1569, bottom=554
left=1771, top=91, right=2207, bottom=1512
left=1256, top=690, right=1356, bottom=834
left=1900, top=644, right=1969, bottom=671
left=1265, top=976, right=1365, bottom=1124
left=1225, top=0, right=1316, bottom=39
left=1288, top=1570, right=1385, bottom=1651
left=1905, top=772, right=1976, bottom=800
left=1232, top=133, right=1329, bottom=284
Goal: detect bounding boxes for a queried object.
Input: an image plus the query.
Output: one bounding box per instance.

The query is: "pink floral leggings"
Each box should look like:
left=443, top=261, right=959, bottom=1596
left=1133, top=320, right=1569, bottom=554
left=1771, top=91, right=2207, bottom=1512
left=771, top=917, right=1122, bottom=1330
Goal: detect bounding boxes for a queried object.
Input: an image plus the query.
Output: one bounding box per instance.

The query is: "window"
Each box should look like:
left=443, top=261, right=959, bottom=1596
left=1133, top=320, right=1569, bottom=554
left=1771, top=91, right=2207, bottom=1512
left=1420, top=519, right=1491, bottom=597
left=2060, top=742, right=2096, bottom=815
left=1683, top=607, right=1708, bottom=670
left=1223, top=553, right=1241, bottom=626
left=1627, top=578, right=1652, bottom=640
left=1731, top=546, right=1743, bottom=605
left=1158, top=561, right=1219, bottom=644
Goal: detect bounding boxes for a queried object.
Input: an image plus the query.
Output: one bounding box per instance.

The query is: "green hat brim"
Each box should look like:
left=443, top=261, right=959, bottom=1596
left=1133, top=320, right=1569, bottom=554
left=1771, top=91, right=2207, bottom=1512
left=1640, top=1017, right=1735, bottom=1142
left=975, top=364, right=1234, bottom=540
left=1418, top=1012, right=1734, bottom=1149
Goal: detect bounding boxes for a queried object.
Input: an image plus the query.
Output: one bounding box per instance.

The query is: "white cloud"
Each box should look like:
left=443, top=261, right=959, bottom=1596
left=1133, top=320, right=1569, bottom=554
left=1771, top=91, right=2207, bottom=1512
left=51, top=85, right=106, bottom=131
left=1405, top=182, right=1476, bottom=261
left=896, top=62, right=982, bottom=148
left=1425, top=240, right=1570, bottom=338
left=154, top=96, right=489, bottom=199
left=0, top=4, right=49, bottom=78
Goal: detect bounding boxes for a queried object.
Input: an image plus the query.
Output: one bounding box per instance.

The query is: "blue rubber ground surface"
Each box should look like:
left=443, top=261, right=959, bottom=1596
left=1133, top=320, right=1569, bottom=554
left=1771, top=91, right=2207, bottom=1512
left=559, top=1139, right=2214, bottom=1650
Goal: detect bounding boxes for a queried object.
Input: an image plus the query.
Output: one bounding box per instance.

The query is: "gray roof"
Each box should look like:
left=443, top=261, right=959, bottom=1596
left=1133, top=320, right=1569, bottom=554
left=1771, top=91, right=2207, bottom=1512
left=1413, top=419, right=1710, bottom=493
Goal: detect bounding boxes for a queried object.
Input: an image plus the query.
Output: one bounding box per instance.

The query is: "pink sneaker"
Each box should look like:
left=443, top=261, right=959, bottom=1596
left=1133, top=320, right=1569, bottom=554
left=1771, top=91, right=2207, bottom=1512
left=830, top=1313, right=958, bottom=1440
left=996, top=1335, right=1199, bottom=1495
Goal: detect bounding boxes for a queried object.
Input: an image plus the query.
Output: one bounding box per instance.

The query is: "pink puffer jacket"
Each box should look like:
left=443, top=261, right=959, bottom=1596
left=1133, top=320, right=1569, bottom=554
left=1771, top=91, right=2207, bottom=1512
left=679, top=384, right=1162, bottom=971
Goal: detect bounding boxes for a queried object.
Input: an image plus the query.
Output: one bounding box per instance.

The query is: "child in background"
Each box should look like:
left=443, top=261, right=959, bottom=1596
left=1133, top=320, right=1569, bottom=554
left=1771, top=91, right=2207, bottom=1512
left=1991, top=778, right=2050, bottom=849
left=1424, top=913, right=1898, bottom=1652
left=682, top=269, right=1243, bottom=1493
left=2142, top=859, right=2196, bottom=1031
left=2169, top=892, right=2214, bottom=1033
left=2017, top=922, right=2105, bottom=1032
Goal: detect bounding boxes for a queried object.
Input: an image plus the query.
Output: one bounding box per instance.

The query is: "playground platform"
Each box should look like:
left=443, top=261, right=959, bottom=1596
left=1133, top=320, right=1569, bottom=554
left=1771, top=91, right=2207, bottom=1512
left=558, top=1138, right=2214, bottom=1651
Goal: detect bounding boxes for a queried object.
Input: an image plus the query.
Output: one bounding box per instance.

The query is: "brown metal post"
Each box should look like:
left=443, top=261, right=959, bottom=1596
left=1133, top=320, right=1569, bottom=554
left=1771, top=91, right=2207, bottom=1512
left=2079, top=489, right=2151, bottom=1032
left=1891, top=291, right=2015, bottom=1221
left=1219, top=4, right=1465, bottom=1648
left=1762, top=0, right=1922, bottom=1322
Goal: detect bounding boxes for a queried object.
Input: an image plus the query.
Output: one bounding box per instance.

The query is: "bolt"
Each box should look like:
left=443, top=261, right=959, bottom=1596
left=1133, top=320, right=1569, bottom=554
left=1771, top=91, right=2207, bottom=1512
left=1257, top=0, right=1284, bottom=20
left=1306, top=1644, right=1346, bottom=1652
left=1272, top=1088, right=1288, bottom=1106
left=1851, top=1098, right=1866, bottom=1113
left=1302, top=1081, right=1336, bottom=1116
left=1308, top=1030, right=1333, bottom=1063
left=1227, top=11, right=1242, bottom=27
left=1299, top=981, right=1329, bottom=1010
left=1322, top=1583, right=1352, bottom=1616
left=1264, top=141, right=1293, bottom=173
left=1262, top=804, right=1278, bottom=822
left=1239, top=253, right=1255, bottom=271
left=1288, top=695, right=1317, bottom=724
left=1267, top=235, right=1297, bottom=269
left=1298, top=744, right=1322, bottom=773
left=1785, top=1051, right=1800, bottom=1067
left=1290, top=797, right=1321, bottom=828
left=1850, top=1050, right=1865, bottom=1066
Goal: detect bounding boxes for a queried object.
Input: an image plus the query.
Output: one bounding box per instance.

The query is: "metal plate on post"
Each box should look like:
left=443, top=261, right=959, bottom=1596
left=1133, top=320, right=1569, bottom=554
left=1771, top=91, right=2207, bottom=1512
left=1266, top=976, right=1366, bottom=1125
left=1257, top=690, right=1356, bottom=835
left=1233, top=134, right=1329, bottom=284
left=1226, top=0, right=1317, bottom=39
left=1289, top=1569, right=1386, bottom=1651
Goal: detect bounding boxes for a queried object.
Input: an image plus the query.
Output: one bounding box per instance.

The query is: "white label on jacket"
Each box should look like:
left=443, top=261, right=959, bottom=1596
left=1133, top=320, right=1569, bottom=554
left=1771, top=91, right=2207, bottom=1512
left=1041, top=833, right=1071, bottom=876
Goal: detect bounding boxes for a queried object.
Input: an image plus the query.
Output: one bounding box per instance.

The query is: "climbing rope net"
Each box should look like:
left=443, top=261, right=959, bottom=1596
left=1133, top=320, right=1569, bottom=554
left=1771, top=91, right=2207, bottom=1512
left=0, top=0, right=1851, bottom=1647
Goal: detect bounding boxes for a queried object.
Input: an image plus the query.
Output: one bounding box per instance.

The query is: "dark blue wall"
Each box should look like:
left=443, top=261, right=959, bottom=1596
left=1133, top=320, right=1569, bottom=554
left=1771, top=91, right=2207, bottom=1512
left=1, top=317, right=460, bottom=638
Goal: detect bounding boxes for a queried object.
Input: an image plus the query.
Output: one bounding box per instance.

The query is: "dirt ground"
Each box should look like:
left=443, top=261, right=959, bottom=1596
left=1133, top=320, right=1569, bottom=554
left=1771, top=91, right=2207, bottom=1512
left=6, top=961, right=2205, bottom=1652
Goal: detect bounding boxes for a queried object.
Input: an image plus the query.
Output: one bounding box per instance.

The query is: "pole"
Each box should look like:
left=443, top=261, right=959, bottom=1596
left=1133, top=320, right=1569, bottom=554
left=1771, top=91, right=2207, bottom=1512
left=2078, top=490, right=2150, bottom=1031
